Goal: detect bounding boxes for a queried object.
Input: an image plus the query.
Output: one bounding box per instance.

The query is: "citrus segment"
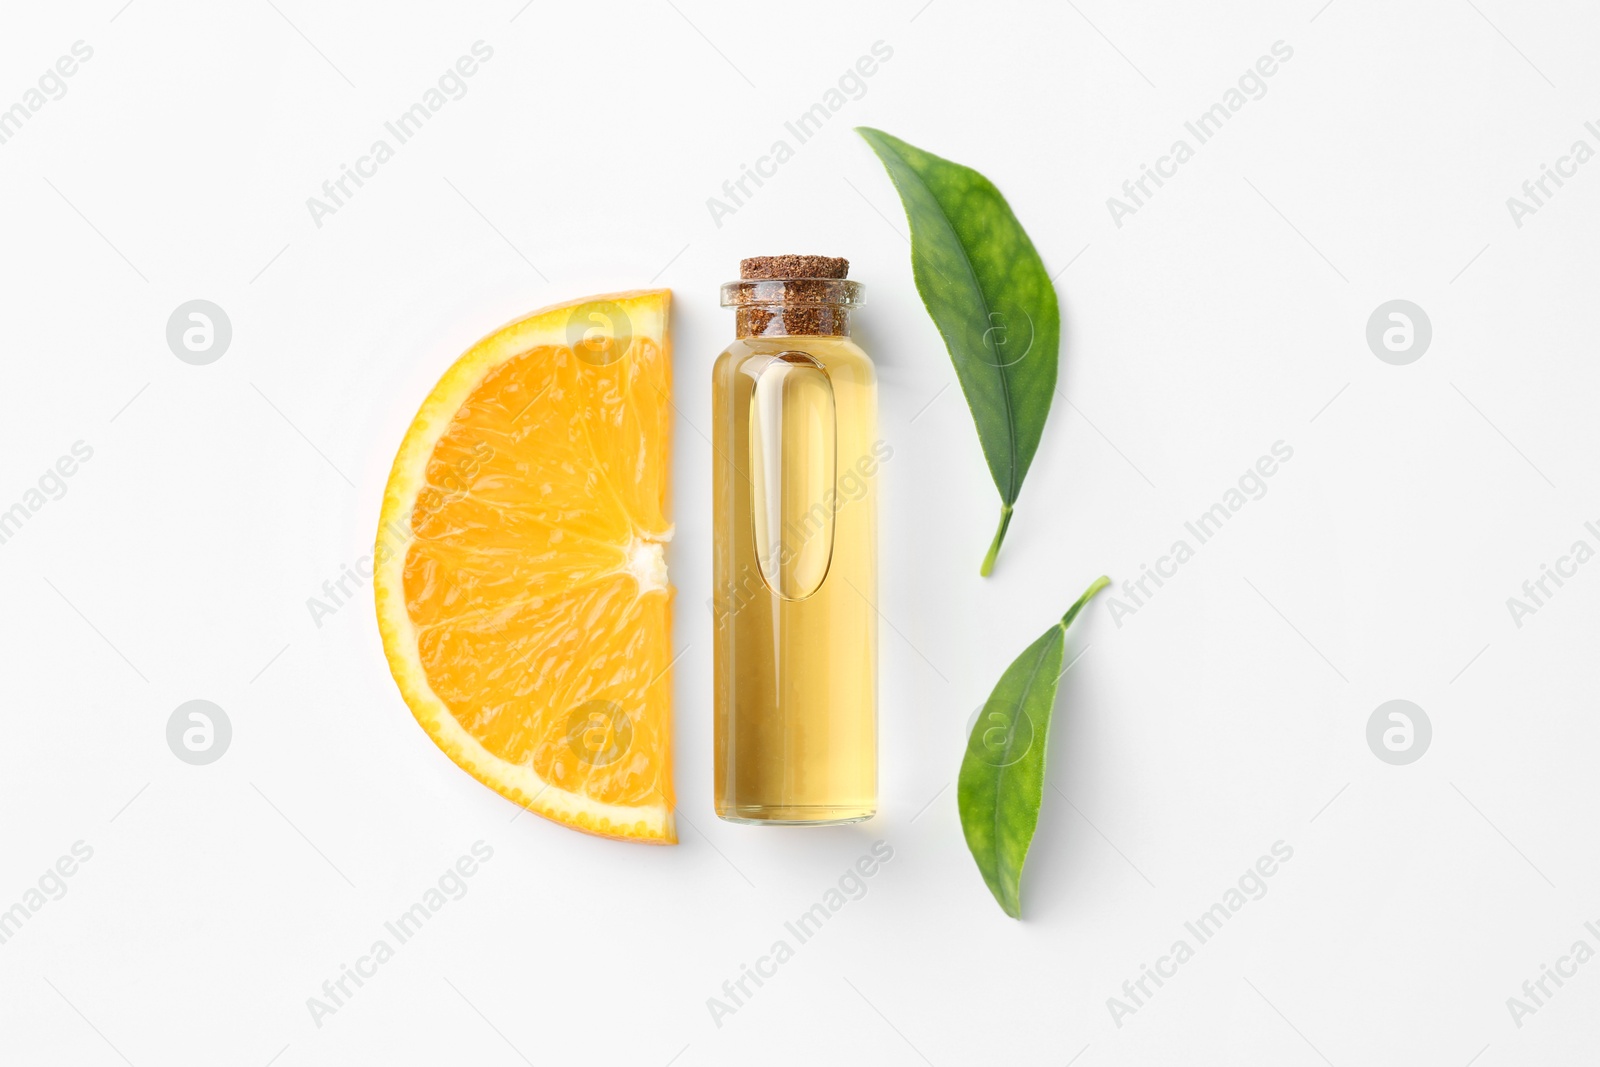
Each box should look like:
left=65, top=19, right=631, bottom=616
left=375, top=291, right=675, bottom=842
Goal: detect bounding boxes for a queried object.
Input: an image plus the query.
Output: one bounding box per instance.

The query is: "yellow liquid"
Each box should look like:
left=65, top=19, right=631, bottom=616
left=712, top=334, right=879, bottom=824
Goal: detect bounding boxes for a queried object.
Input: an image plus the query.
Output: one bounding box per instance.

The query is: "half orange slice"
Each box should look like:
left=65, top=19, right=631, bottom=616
left=375, top=290, right=675, bottom=842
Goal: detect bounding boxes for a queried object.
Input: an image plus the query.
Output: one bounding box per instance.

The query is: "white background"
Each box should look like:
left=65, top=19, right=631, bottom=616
left=1, top=0, right=1597, bottom=1064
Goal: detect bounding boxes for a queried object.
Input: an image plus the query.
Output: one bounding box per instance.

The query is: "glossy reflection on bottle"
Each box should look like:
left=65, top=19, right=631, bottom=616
left=713, top=261, right=878, bottom=825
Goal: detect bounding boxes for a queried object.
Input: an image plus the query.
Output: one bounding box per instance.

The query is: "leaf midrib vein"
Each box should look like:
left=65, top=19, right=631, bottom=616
left=899, top=146, right=1019, bottom=503
left=992, top=632, right=1057, bottom=901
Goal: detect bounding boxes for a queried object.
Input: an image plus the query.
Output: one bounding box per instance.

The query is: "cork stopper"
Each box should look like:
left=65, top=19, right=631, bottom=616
left=723, top=255, right=862, bottom=338
left=740, top=255, right=849, bottom=280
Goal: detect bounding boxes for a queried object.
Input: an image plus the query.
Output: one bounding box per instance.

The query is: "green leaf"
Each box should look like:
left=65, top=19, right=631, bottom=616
left=856, top=127, right=1061, bottom=576
left=958, top=576, right=1109, bottom=917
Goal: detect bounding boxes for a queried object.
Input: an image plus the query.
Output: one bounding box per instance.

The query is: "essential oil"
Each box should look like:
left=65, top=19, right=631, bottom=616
left=713, top=256, right=878, bottom=824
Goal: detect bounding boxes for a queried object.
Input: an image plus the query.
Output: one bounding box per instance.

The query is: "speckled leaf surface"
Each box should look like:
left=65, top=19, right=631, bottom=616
left=958, top=578, right=1107, bottom=917
left=857, top=128, right=1060, bottom=575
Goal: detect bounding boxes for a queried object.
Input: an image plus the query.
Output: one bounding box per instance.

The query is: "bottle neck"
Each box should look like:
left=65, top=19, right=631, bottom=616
left=735, top=305, right=852, bottom=338
left=721, top=278, right=865, bottom=340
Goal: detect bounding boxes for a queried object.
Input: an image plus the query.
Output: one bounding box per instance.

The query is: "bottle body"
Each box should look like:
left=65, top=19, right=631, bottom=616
left=713, top=334, right=879, bottom=823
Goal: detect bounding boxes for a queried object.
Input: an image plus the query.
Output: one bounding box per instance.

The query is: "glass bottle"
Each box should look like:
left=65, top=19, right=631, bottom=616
left=713, top=256, right=879, bottom=824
